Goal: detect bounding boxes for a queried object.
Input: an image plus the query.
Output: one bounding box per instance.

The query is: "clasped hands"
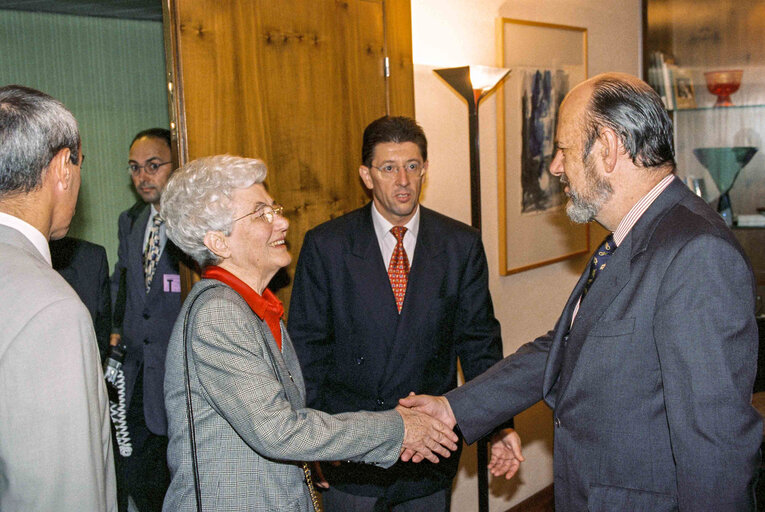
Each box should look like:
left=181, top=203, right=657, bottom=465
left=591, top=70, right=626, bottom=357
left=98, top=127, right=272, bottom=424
left=395, top=393, right=524, bottom=479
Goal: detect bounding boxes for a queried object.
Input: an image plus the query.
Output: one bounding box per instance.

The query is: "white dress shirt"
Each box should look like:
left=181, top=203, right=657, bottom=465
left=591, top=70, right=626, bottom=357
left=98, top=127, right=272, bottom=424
left=370, top=202, right=420, bottom=267
left=0, top=211, right=51, bottom=265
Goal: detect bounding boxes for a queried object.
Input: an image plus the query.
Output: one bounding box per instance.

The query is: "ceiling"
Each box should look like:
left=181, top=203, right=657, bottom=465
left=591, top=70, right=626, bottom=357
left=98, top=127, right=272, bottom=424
left=0, top=0, right=162, bottom=21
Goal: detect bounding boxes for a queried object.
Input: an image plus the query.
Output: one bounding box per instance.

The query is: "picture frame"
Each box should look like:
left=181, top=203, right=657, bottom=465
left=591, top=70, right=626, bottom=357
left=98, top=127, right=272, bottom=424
left=496, top=18, right=590, bottom=275
left=673, top=67, right=697, bottom=109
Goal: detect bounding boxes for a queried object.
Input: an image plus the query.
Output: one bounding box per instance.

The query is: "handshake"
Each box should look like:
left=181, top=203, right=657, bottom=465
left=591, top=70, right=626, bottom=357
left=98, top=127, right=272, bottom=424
left=394, top=393, right=524, bottom=479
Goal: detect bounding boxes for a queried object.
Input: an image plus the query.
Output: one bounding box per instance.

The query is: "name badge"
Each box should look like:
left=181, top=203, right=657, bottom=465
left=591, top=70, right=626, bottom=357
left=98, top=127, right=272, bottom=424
left=163, top=274, right=181, bottom=293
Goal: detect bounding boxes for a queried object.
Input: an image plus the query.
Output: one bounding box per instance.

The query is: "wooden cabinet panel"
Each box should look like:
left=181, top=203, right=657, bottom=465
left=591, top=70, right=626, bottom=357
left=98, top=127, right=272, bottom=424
left=164, top=0, right=414, bottom=306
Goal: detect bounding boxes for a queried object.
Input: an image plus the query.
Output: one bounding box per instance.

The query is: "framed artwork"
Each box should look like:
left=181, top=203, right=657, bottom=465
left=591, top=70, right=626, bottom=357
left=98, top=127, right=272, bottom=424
left=496, top=18, right=590, bottom=275
left=673, top=67, right=697, bottom=109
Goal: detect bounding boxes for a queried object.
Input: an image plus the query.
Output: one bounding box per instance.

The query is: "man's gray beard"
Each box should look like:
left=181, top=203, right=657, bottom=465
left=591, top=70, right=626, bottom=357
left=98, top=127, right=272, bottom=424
left=565, top=168, right=613, bottom=224
left=566, top=192, right=600, bottom=223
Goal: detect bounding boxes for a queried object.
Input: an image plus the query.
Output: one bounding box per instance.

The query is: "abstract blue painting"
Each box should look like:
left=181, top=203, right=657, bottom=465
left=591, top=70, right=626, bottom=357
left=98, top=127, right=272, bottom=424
left=520, top=69, right=570, bottom=213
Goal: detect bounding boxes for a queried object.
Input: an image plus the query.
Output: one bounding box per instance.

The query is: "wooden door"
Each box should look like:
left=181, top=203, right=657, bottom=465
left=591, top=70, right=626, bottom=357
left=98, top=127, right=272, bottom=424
left=162, top=0, right=414, bottom=308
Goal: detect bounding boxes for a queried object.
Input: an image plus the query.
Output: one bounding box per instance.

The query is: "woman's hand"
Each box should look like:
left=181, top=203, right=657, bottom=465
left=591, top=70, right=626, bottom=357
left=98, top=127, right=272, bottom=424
left=395, top=405, right=458, bottom=463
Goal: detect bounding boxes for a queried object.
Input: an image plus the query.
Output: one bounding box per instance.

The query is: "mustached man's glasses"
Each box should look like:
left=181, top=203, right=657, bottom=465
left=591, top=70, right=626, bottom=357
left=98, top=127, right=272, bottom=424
left=127, top=161, right=172, bottom=176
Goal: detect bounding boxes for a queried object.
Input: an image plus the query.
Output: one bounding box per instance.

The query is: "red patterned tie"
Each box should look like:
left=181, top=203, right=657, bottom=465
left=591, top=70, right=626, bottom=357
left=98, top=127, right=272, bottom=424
left=388, top=226, right=409, bottom=313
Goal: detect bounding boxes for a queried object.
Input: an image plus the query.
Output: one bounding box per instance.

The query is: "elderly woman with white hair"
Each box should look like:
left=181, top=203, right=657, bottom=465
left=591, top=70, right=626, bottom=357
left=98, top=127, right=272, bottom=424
left=159, top=155, right=457, bottom=511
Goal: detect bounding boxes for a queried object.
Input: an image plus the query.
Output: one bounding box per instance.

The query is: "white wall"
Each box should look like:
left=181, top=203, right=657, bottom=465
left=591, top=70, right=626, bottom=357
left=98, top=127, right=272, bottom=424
left=410, top=0, right=642, bottom=509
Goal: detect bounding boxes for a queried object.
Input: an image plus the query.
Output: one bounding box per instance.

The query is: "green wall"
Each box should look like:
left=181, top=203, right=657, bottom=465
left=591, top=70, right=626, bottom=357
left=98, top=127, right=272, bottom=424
left=0, top=10, right=169, bottom=269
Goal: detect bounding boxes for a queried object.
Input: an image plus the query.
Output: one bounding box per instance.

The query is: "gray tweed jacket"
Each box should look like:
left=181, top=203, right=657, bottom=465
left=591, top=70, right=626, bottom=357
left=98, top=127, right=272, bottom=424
left=163, top=280, right=404, bottom=511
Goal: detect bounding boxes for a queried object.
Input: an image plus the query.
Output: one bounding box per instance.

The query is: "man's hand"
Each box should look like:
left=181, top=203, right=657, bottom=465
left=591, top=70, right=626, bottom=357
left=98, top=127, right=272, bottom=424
left=398, top=393, right=457, bottom=429
left=395, top=405, right=458, bottom=464
left=488, top=428, right=525, bottom=479
left=109, top=333, right=121, bottom=347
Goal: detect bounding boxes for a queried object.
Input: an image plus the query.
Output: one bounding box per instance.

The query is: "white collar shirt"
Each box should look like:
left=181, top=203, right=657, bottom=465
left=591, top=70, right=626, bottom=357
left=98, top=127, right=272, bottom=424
left=0, top=211, right=52, bottom=265
left=371, top=202, right=420, bottom=268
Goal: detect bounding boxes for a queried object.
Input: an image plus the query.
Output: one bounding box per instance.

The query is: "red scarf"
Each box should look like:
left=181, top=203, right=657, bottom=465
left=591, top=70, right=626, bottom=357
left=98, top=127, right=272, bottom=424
left=202, top=266, right=284, bottom=350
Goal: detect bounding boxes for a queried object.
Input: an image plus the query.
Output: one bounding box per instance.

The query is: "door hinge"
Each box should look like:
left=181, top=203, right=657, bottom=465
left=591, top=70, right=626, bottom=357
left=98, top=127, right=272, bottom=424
left=383, top=56, right=390, bottom=78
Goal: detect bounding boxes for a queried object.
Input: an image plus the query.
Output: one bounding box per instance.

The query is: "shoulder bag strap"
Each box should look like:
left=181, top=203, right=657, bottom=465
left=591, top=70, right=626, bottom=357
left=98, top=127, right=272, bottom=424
left=182, top=283, right=220, bottom=512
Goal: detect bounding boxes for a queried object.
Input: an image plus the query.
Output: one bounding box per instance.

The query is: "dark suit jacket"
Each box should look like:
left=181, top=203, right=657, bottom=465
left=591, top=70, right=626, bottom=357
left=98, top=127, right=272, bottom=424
left=110, top=203, right=185, bottom=436
left=447, top=178, right=762, bottom=511
left=51, top=236, right=112, bottom=360
left=288, top=203, right=503, bottom=502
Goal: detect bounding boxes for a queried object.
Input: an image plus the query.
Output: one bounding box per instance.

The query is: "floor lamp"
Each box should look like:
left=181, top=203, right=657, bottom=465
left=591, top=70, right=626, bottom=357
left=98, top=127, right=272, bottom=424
left=433, top=65, right=510, bottom=232
left=433, top=64, right=510, bottom=512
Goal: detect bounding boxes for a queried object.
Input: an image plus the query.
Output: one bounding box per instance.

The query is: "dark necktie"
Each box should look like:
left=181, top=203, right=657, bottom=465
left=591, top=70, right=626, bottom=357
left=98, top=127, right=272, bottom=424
left=143, top=214, right=163, bottom=293
left=581, top=234, right=616, bottom=300
left=388, top=226, right=409, bottom=313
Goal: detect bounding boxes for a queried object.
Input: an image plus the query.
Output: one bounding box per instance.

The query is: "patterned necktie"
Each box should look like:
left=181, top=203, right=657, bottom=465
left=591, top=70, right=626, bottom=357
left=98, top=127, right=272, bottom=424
left=388, top=226, right=409, bottom=313
left=581, top=234, right=616, bottom=300
left=143, top=214, right=163, bottom=293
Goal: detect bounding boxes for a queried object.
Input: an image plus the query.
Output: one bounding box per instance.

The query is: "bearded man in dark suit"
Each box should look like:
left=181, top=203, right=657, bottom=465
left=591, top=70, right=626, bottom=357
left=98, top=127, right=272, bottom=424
left=401, top=73, right=762, bottom=511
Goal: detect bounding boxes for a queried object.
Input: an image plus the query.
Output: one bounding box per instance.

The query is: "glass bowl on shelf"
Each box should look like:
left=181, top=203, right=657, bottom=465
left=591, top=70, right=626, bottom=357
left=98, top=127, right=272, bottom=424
left=704, top=69, right=744, bottom=107
left=692, top=146, right=757, bottom=226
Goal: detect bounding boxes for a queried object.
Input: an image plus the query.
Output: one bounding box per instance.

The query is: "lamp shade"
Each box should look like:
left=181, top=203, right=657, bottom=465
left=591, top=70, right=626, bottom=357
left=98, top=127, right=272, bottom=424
left=434, top=65, right=510, bottom=106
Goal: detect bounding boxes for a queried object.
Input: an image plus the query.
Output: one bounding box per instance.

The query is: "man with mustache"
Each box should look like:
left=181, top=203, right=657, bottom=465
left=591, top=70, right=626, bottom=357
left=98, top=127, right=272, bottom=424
left=401, top=73, right=762, bottom=511
left=109, top=128, right=187, bottom=512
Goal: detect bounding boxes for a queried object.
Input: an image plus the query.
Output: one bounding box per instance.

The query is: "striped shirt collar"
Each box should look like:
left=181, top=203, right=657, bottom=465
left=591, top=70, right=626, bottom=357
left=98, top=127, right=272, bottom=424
left=570, top=173, right=675, bottom=324
left=612, top=173, right=675, bottom=246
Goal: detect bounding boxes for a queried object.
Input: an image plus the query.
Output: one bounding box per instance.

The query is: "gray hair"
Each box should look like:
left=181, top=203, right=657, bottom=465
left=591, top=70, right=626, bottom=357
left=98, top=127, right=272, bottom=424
left=582, top=75, right=675, bottom=170
left=160, top=155, right=268, bottom=267
left=0, top=85, right=80, bottom=195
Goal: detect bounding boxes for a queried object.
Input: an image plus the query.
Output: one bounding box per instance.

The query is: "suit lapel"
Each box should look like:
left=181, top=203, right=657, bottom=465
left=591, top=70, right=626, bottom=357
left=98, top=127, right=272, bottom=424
left=259, top=319, right=305, bottom=407
left=343, top=205, right=399, bottom=339
left=542, top=266, right=590, bottom=404
left=555, top=235, right=633, bottom=399
left=279, top=328, right=306, bottom=406
left=380, top=208, right=447, bottom=383
left=146, top=240, right=180, bottom=299
left=552, top=177, right=686, bottom=402
left=129, top=206, right=150, bottom=300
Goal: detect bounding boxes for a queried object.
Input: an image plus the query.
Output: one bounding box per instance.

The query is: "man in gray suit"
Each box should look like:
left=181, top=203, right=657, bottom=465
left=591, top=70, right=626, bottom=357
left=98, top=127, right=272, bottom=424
left=0, top=85, right=116, bottom=511
left=401, top=73, right=762, bottom=510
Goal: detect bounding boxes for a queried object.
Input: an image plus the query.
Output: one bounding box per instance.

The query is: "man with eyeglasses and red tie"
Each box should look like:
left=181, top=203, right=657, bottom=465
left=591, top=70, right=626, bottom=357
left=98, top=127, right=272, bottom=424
left=289, top=116, right=520, bottom=511
left=109, top=128, right=190, bottom=512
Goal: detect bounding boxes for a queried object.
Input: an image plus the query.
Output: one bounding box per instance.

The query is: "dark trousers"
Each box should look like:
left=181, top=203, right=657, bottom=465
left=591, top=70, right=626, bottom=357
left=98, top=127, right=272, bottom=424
left=322, top=486, right=451, bottom=512
left=117, top=369, right=170, bottom=512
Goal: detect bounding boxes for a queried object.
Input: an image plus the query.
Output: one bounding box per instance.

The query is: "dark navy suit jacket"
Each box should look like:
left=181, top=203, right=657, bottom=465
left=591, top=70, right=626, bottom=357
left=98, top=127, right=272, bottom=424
left=51, top=236, right=111, bottom=360
left=110, top=203, right=185, bottom=436
left=447, top=179, right=762, bottom=511
left=288, top=203, right=503, bottom=503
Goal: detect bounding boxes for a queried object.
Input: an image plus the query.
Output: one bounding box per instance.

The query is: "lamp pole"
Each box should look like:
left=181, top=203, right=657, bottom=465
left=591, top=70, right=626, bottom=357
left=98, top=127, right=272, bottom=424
left=467, top=94, right=482, bottom=230
left=433, top=64, right=510, bottom=512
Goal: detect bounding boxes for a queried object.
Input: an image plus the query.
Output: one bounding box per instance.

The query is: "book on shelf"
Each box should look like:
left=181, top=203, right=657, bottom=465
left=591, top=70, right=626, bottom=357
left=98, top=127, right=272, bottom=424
left=648, top=51, right=676, bottom=110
